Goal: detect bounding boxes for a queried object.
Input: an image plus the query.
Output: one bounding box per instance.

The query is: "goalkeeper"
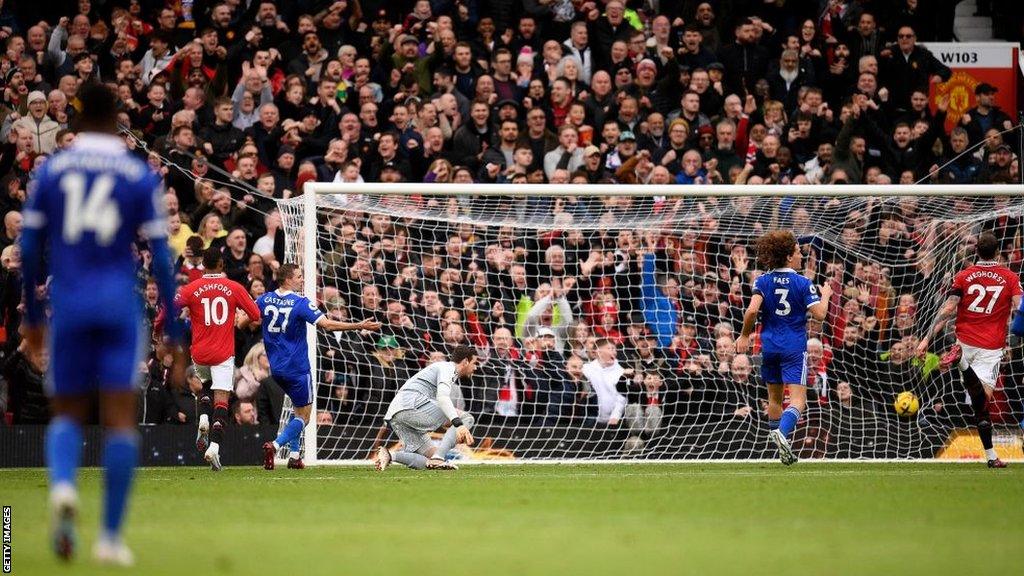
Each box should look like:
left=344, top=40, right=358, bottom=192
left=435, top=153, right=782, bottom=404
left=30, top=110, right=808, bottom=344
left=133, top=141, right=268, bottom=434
left=375, top=345, right=479, bottom=471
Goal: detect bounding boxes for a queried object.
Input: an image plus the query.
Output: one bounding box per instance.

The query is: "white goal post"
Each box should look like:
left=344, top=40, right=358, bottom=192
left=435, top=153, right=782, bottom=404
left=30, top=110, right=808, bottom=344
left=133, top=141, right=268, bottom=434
left=285, top=183, right=1024, bottom=465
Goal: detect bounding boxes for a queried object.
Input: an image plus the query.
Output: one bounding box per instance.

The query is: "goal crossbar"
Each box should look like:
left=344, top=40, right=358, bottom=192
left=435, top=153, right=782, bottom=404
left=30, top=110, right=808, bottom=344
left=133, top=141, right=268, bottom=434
left=304, top=182, right=1024, bottom=198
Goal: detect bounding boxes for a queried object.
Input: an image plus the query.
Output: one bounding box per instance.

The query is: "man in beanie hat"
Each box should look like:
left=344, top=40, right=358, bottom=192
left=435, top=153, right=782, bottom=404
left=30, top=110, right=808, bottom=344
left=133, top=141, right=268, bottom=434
left=10, top=90, right=59, bottom=154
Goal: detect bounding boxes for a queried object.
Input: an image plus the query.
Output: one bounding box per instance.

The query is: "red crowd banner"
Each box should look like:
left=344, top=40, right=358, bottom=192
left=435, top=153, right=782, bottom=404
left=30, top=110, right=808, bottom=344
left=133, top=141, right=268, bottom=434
left=922, top=42, right=1020, bottom=133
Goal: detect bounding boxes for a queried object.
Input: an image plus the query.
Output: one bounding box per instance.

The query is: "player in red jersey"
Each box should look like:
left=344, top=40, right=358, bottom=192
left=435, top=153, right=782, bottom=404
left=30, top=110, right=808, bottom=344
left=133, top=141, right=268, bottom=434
left=917, top=232, right=1022, bottom=468
left=175, top=248, right=262, bottom=471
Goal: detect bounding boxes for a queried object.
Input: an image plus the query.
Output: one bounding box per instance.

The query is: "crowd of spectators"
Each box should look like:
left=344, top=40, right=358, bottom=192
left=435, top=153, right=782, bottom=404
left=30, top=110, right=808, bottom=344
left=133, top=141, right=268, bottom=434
left=0, top=0, right=1022, bottom=458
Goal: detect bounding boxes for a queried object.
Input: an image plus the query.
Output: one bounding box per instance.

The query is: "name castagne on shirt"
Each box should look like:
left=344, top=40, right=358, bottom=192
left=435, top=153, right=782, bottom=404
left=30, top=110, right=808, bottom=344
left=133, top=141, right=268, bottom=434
left=260, top=293, right=316, bottom=310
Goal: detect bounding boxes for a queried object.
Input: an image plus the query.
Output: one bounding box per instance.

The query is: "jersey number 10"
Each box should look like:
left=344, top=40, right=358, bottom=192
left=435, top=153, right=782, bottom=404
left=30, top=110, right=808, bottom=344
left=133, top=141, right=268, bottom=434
left=201, top=296, right=229, bottom=326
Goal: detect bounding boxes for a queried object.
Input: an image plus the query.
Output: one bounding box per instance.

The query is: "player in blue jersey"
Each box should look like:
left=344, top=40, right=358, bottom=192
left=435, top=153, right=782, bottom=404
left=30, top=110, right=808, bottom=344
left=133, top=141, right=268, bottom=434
left=736, top=231, right=831, bottom=465
left=256, top=263, right=380, bottom=469
left=19, top=84, right=186, bottom=566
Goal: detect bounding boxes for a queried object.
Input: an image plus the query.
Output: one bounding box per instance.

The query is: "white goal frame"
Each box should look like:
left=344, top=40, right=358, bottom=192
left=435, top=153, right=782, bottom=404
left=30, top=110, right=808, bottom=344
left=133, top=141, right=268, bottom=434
left=297, top=183, right=1024, bottom=465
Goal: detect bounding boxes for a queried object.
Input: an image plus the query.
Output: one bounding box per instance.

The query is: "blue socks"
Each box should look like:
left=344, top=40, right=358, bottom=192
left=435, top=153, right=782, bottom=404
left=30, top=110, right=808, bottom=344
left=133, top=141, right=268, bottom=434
left=102, top=430, right=139, bottom=539
left=275, top=416, right=305, bottom=448
left=288, top=437, right=301, bottom=457
left=47, top=419, right=139, bottom=541
left=46, top=417, right=83, bottom=489
left=768, top=419, right=780, bottom=431
left=779, top=406, right=801, bottom=438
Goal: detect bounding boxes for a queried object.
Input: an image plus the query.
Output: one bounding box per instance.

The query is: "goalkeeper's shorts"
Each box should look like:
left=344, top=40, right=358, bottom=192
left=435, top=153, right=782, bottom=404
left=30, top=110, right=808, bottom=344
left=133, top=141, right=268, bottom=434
left=387, top=401, right=447, bottom=454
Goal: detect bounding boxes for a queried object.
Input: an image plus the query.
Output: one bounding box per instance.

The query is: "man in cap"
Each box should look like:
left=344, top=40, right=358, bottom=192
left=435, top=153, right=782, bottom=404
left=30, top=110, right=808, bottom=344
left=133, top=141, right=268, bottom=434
left=606, top=130, right=638, bottom=170
left=581, top=144, right=610, bottom=182
left=987, top=143, right=1016, bottom=179
left=393, top=33, right=443, bottom=95
left=961, top=83, right=1015, bottom=146
left=495, top=99, right=520, bottom=123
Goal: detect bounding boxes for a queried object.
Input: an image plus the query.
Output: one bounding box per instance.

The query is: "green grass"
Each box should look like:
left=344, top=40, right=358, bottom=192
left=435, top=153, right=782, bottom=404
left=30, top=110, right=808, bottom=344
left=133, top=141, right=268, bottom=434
left=3, top=463, right=1022, bottom=576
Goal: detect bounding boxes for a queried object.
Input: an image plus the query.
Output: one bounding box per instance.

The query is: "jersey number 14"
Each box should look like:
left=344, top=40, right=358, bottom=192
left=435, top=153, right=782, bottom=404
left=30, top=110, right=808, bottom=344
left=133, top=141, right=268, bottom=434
left=60, top=173, right=122, bottom=246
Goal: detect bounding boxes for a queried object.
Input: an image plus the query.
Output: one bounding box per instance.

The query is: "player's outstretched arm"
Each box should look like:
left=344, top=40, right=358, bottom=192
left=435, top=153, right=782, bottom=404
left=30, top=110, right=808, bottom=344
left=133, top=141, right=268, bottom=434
left=316, top=317, right=382, bottom=332
left=236, top=288, right=263, bottom=328
left=735, top=293, right=763, bottom=354
left=808, top=283, right=833, bottom=321
left=916, top=295, right=960, bottom=357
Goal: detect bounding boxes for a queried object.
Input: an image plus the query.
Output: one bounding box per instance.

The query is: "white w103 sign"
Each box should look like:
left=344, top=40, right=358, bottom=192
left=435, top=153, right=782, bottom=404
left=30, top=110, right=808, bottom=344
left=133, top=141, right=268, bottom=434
left=923, top=42, right=1015, bottom=68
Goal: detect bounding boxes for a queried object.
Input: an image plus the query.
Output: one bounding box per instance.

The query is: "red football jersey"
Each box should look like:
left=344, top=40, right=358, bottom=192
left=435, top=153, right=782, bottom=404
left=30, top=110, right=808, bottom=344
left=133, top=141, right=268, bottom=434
left=951, top=262, right=1022, bottom=349
left=175, top=274, right=261, bottom=365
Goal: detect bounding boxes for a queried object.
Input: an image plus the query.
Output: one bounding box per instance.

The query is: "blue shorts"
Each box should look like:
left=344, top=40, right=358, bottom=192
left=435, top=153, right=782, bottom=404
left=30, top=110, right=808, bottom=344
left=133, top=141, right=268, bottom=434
left=48, top=317, right=145, bottom=397
left=277, top=373, right=314, bottom=408
left=760, top=350, right=807, bottom=386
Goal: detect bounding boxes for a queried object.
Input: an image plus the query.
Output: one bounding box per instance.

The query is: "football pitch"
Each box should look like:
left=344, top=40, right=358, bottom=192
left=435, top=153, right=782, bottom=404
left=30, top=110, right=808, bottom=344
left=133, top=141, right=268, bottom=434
left=3, top=463, right=1022, bottom=576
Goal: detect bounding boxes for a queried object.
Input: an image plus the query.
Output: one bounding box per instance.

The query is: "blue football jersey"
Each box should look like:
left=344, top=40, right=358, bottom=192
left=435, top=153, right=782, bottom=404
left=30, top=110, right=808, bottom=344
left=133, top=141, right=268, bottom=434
left=257, top=290, right=324, bottom=380
left=21, top=133, right=174, bottom=329
left=753, top=268, right=821, bottom=354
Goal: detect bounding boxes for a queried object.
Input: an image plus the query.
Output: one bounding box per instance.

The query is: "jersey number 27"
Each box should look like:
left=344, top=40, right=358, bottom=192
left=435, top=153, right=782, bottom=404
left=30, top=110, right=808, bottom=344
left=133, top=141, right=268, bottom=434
left=965, top=284, right=1003, bottom=314
left=265, top=305, right=292, bottom=333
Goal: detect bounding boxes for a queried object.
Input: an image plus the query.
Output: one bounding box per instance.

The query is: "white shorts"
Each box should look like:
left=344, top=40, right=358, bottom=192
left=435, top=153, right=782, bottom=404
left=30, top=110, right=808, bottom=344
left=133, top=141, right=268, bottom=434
left=958, top=341, right=1003, bottom=389
left=194, top=357, right=235, bottom=392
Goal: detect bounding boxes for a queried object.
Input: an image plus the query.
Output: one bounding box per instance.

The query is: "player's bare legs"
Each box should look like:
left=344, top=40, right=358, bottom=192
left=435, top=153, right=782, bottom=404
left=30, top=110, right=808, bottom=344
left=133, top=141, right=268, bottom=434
left=962, top=367, right=1006, bottom=468
left=93, top=391, right=140, bottom=566
left=980, top=386, right=1005, bottom=468
left=48, top=394, right=91, bottom=561
left=766, top=384, right=785, bottom=423
left=203, top=389, right=231, bottom=471
left=263, top=403, right=311, bottom=470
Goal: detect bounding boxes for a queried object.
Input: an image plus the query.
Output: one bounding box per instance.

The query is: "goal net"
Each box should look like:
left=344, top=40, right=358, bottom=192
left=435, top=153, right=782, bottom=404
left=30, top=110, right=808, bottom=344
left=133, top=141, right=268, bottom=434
left=278, top=184, right=1024, bottom=463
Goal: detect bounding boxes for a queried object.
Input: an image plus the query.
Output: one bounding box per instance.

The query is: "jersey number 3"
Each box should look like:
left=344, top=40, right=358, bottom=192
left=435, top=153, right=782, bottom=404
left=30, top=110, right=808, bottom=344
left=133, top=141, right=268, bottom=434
left=60, top=173, right=122, bottom=246
left=774, top=288, right=791, bottom=316
left=965, top=284, right=1003, bottom=314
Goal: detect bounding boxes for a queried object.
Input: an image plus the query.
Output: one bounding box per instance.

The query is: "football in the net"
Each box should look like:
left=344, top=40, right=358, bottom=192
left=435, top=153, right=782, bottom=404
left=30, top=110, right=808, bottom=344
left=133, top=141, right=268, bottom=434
left=893, top=391, right=920, bottom=417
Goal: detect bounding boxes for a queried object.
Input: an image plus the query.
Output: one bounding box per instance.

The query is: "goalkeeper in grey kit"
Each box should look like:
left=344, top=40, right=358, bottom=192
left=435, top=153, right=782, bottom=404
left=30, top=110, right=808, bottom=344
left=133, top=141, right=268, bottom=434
left=375, top=345, right=479, bottom=470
